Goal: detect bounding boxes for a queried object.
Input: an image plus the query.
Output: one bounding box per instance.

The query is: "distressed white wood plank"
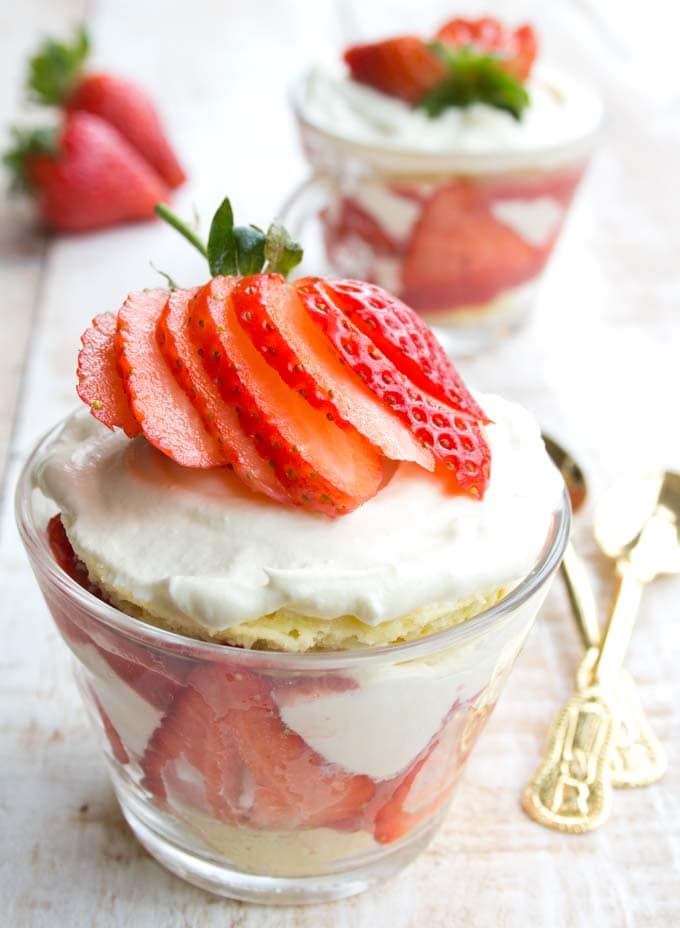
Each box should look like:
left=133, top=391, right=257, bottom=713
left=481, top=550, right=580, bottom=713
left=0, top=0, right=92, bottom=500
left=1, top=0, right=679, bottom=926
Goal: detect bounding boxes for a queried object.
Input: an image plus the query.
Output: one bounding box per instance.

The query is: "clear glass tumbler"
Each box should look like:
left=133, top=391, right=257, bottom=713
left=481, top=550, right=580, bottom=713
left=17, top=418, right=569, bottom=904
left=284, top=76, right=601, bottom=356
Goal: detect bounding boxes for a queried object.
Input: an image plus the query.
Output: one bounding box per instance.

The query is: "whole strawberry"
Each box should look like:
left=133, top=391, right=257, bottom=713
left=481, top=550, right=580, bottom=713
left=27, top=27, right=185, bottom=188
left=4, top=112, right=168, bottom=232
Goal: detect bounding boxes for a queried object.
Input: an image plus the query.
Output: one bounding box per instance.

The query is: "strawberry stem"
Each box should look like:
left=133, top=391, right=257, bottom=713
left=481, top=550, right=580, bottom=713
left=155, top=198, right=303, bottom=279
left=155, top=203, right=208, bottom=258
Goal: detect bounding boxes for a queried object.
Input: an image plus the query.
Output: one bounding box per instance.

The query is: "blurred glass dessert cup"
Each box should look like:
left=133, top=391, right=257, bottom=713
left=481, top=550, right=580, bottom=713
left=284, top=19, right=602, bottom=355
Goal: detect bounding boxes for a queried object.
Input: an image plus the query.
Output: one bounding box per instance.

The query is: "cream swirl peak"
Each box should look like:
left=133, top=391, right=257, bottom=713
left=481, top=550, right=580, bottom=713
left=35, top=393, right=561, bottom=633
left=298, top=66, right=602, bottom=157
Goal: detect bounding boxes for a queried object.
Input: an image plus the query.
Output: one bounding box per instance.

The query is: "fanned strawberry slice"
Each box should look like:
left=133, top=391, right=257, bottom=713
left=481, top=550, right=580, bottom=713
left=436, top=17, right=537, bottom=81
left=116, top=288, right=224, bottom=468
left=344, top=36, right=446, bottom=105
left=313, top=278, right=488, bottom=422
left=401, top=182, right=545, bottom=310
left=157, top=287, right=290, bottom=504
left=233, top=275, right=433, bottom=469
left=76, top=312, right=140, bottom=437
left=296, top=280, right=490, bottom=497
left=188, top=277, right=384, bottom=516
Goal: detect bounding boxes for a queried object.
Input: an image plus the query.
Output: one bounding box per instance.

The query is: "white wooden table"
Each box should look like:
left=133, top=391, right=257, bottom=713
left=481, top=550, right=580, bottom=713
left=2, top=2, right=679, bottom=925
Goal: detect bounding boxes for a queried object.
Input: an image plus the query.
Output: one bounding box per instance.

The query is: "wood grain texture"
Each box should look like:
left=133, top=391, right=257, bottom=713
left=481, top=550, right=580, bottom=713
left=1, top=1, right=679, bottom=926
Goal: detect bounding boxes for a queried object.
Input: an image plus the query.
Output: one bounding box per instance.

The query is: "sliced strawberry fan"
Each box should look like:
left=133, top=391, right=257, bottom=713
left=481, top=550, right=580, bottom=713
left=74, top=194, right=491, bottom=515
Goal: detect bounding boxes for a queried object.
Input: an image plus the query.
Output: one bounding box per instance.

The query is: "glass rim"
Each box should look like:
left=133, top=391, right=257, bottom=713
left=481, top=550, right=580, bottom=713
left=288, top=69, right=603, bottom=175
left=16, top=413, right=571, bottom=670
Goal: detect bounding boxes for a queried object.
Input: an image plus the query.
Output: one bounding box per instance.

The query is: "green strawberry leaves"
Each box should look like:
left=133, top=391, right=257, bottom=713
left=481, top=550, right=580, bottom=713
left=264, top=221, right=304, bottom=277
left=2, top=126, right=59, bottom=191
left=155, top=197, right=303, bottom=279
left=207, top=198, right=237, bottom=275
left=28, top=26, right=90, bottom=105
left=419, top=43, right=529, bottom=120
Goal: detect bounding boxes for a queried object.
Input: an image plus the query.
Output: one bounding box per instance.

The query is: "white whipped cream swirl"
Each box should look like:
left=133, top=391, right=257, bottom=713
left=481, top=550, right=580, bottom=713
left=35, top=393, right=562, bottom=632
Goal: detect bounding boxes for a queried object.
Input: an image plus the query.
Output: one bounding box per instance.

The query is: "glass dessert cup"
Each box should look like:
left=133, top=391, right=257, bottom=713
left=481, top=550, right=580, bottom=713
left=17, top=418, right=570, bottom=905
left=284, top=80, right=600, bottom=356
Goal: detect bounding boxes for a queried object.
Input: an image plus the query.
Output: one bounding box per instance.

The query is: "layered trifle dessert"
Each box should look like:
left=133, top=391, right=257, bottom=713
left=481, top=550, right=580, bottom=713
left=18, top=198, right=567, bottom=902
left=290, top=15, right=602, bottom=350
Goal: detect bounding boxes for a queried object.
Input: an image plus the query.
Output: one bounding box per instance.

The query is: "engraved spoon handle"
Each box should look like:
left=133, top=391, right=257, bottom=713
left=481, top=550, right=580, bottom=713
left=523, top=560, right=645, bottom=832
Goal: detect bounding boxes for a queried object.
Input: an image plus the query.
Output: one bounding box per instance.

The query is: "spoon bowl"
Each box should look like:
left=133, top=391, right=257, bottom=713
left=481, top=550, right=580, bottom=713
left=594, top=471, right=680, bottom=579
left=542, top=434, right=588, bottom=514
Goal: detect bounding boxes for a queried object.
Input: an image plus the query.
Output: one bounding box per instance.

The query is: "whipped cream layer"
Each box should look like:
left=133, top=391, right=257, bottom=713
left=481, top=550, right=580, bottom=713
left=35, top=393, right=561, bottom=633
left=298, top=66, right=602, bottom=157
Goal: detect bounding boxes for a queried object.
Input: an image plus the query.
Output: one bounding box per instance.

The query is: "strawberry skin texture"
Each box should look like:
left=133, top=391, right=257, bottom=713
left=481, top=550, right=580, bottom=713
left=188, top=277, right=384, bottom=516
left=67, top=72, right=185, bottom=188
left=116, top=288, right=225, bottom=468
left=436, top=17, right=537, bottom=81
left=234, top=274, right=433, bottom=469
left=297, top=279, right=490, bottom=497
left=77, top=311, right=141, bottom=437
left=317, top=278, right=489, bottom=423
left=25, top=112, right=168, bottom=232
left=344, top=36, right=446, bottom=104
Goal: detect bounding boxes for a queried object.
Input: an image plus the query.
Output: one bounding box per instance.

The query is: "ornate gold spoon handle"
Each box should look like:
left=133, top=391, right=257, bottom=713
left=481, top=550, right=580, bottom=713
left=562, top=546, right=666, bottom=788
left=523, top=560, right=648, bottom=832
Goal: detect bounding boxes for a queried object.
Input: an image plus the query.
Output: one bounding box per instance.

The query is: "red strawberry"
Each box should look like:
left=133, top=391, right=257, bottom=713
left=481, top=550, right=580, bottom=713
left=67, top=73, right=185, bottom=189
left=296, top=279, right=490, bottom=497
left=344, top=36, right=446, bottom=104
left=5, top=113, right=168, bottom=232
left=234, top=274, right=433, bottom=469
left=402, top=181, right=545, bottom=311
left=157, top=287, right=290, bottom=504
left=47, top=514, right=101, bottom=598
left=324, top=198, right=399, bottom=258
left=484, top=164, right=585, bottom=209
left=436, top=17, right=537, bottom=81
left=47, top=514, right=188, bottom=710
left=188, top=277, right=384, bottom=516
left=77, top=311, right=141, bottom=437
left=25, top=27, right=184, bottom=188
left=144, top=666, right=375, bottom=829
left=374, top=706, right=468, bottom=844
left=116, top=288, right=224, bottom=468
left=317, top=278, right=488, bottom=422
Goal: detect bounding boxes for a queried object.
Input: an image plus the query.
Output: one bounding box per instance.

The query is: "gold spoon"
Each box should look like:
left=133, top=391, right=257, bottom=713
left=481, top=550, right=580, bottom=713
left=523, top=470, right=679, bottom=832
left=542, top=435, right=599, bottom=649
left=542, top=436, right=666, bottom=788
